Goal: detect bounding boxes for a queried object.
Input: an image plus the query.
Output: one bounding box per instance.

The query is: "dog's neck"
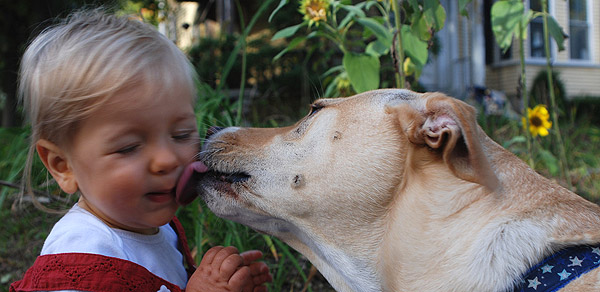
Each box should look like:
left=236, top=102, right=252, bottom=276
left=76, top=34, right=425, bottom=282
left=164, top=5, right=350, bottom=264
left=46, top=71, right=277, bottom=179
left=287, top=236, right=382, bottom=292
left=282, top=212, right=386, bottom=292
left=380, top=158, right=552, bottom=291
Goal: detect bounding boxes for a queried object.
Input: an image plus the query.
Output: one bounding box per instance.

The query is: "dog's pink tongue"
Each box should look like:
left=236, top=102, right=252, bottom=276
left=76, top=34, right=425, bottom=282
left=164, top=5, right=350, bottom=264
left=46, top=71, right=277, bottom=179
left=176, top=161, right=209, bottom=205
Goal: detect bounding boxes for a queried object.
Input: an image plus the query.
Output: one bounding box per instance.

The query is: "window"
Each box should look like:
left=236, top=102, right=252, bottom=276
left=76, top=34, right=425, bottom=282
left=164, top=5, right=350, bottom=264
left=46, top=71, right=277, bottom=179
left=529, top=0, right=548, bottom=58
left=569, top=0, right=589, bottom=60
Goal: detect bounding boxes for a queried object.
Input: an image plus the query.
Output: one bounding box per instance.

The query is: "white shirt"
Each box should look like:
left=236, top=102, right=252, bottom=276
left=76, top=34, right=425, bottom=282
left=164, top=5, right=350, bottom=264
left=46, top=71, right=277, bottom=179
left=41, top=204, right=188, bottom=290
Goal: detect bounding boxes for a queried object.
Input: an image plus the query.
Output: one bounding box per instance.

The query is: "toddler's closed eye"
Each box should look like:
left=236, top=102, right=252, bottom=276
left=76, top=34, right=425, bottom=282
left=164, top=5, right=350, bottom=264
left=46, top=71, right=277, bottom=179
left=115, top=144, right=139, bottom=154
left=173, top=131, right=195, bottom=141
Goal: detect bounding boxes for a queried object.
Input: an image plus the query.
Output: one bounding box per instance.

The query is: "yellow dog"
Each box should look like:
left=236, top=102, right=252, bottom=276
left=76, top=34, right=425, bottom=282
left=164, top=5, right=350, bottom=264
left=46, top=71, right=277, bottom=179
left=178, top=89, right=600, bottom=291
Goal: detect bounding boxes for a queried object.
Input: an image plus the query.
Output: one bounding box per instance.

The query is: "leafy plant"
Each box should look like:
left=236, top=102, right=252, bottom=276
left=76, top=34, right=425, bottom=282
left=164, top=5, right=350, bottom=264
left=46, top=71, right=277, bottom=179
left=270, top=0, right=460, bottom=95
left=491, top=0, right=571, bottom=187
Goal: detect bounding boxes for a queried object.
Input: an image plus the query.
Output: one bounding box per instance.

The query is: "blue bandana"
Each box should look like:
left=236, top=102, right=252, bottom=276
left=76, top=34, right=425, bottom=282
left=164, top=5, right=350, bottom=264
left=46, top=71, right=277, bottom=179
left=513, top=244, right=600, bottom=291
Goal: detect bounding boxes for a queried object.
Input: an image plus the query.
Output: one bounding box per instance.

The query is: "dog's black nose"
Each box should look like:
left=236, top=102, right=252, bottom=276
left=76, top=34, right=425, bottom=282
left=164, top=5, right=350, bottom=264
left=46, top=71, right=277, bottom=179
left=205, top=126, right=224, bottom=139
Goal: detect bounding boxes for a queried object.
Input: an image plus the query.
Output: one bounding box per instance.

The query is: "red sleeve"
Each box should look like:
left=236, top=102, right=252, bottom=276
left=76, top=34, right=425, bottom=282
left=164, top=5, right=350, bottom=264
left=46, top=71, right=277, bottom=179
left=10, top=253, right=183, bottom=292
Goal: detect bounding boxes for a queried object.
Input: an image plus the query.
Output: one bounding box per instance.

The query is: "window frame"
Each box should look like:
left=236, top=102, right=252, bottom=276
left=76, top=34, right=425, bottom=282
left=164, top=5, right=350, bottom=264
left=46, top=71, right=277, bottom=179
left=527, top=0, right=554, bottom=60
left=568, top=0, right=592, bottom=61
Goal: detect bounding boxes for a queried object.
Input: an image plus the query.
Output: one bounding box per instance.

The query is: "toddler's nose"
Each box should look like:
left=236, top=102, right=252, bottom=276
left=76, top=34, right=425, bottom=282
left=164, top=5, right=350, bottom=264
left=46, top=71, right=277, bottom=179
left=151, top=146, right=179, bottom=175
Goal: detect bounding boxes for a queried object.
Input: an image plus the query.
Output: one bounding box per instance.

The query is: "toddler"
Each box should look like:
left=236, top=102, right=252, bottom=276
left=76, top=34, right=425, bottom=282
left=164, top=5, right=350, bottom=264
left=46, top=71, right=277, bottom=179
left=10, top=8, right=271, bottom=292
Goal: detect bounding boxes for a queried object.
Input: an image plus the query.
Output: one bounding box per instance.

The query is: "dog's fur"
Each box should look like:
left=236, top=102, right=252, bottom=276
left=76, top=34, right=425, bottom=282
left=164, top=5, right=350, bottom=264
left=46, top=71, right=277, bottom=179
left=196, top=89, right=600, bottom=291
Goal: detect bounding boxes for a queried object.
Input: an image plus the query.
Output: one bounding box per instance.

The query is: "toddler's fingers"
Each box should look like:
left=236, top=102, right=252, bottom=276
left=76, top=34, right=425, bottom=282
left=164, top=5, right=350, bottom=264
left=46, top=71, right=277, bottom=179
left=220, top=253, right=244, bottom=280
left=248, top=262, right=270, bottom=276
left=248, top=261, right=269, bottom=275
left=240, top=250, right=263, bottom=265
left=228, top=266, right=251, bottom=290
left=199, top=246, right=224, bottom=266
left=211, top=246, right=239, bottom=269
left=250, top=264, right=272, bottom=285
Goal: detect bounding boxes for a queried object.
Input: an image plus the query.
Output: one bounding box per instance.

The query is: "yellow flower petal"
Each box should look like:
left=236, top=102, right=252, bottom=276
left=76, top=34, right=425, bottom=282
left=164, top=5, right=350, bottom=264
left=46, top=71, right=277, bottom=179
left=300, top=0, right=329, bottom=25
left=524, top=104, right=552, bottom=138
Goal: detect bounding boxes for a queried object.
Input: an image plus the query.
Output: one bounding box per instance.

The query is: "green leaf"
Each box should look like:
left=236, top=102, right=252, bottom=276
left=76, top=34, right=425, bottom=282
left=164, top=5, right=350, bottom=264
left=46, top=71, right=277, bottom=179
left=423, top=0, right=446, bottom=32
left=320, top=65, right=344, bottom=79
left=407, top=0, right=420, bottom=11
left=459, top=0, right=473, bottom=17
left=343, top=52, right=380, bottom=93
left=269, top=0, right=289, bottom=22
left=539, top=149, right=559, bottom=176
left=366, top=39, right=390, bottom=56
left=324, top=70, right=348, bottom=97
left=339, top=4, right=366, bottom=18
left=502, top=135, right=527, bottom=148
left=271, top=23, right=304, bottom=41
left=491, top=0, right=524, bottom=51
left=338, top=10, right=355, bottom=29
left=363, top=1, right=378, bottom=11
left=415, top=17, right=432, bottom=41
left=273, top=36, right=305, bottom=61
left=547, top=15, right=566, bottom=51
left=519, top=10, right=535, bottom=40
left=401, top=25, right=428, bottom=67
left=355, top=17, right=392, bottom=46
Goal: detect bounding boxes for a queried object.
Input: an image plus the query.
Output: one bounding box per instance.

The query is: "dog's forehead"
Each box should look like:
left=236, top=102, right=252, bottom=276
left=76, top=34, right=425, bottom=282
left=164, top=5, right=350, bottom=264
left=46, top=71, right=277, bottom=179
left=372, top=88, right=419, bottom=99
left=372, top=88, right=421, bottom=106
left=317, top=89, right=420, bottom=109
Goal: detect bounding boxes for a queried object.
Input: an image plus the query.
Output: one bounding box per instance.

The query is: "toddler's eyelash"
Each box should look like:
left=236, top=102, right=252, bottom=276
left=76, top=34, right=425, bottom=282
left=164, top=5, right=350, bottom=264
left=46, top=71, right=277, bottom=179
left=115, top=145, right=138, bottom=154
left=173, top=132, right=192, bottom=140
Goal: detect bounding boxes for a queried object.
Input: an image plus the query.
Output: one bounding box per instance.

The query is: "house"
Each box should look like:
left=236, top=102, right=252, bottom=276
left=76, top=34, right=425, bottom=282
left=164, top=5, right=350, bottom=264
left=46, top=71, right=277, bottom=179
left=421, top=0, right=600, bottom=103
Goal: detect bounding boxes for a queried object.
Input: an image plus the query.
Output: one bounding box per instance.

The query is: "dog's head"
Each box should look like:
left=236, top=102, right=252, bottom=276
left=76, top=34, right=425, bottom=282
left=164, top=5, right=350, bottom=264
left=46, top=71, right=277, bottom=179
left=189, top=89, right=498, bottom=240
left=181, top=89, right=501, bottom=291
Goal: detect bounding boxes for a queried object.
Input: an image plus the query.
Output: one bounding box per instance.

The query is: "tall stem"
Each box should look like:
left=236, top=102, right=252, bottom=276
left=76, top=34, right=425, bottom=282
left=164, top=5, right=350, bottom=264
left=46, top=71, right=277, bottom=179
left=391, top=0, right=405, bottom=88
left=541, top=0, right=571, bottom=188
left=235, top=0, right=246, bottom=125
left=518, top=20, right=534, bottom=168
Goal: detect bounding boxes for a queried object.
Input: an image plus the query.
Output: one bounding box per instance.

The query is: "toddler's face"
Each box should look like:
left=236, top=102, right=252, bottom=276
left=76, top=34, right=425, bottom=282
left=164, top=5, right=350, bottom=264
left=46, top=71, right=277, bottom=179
left=67, top=85, right=199, bottom=234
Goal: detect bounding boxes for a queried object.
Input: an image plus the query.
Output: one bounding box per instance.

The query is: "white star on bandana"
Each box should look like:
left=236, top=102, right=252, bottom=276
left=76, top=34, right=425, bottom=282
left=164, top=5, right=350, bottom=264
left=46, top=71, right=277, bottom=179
left=527, top=277, right=541, bottom=289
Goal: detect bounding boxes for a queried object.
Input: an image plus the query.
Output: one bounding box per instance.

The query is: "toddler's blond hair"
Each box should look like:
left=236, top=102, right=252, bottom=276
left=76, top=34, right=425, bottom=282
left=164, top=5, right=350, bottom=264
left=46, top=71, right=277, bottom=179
left=19, top=8, right=197, bottom=210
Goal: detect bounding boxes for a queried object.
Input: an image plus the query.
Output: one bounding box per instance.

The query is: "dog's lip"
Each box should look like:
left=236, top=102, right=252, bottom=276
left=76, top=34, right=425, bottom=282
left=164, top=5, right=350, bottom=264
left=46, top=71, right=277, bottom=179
left=207, top=170, right=251, bottom=183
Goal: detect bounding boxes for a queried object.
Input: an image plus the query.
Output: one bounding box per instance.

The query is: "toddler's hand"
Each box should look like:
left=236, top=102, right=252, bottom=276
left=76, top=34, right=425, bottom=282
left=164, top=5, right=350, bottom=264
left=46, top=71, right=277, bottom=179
left=240, top=250, right=272, bottom=292
left=186, top=246, right=271, bottom=292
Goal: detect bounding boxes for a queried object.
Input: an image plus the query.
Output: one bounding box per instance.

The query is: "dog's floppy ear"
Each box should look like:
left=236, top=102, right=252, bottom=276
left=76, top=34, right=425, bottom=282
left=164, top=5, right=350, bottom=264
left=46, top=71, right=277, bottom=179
left=400, top=92, right=499, bottom=191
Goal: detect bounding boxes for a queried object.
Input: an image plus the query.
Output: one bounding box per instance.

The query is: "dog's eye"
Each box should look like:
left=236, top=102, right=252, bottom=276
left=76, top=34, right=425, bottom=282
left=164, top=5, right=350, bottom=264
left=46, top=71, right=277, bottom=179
left=308, top=103, right=323, bottom=116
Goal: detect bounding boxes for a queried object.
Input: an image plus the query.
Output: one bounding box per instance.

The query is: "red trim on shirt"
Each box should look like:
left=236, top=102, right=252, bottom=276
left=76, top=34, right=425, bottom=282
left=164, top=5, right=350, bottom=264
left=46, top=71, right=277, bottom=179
left=9, top=253, right=182, bottom=292
left=170, top=217, right=197, bottom=276
left=11, top=217, right=195, bottom=292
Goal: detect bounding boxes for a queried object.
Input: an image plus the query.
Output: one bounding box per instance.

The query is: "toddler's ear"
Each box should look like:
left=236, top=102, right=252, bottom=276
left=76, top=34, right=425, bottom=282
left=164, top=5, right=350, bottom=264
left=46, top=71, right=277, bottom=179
left=36, top=139, right=78, bottom=194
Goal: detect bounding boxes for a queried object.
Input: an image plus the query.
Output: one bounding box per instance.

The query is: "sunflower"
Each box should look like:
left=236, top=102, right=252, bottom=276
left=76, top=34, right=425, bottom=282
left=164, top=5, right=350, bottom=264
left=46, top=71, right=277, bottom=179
left=299, top=0, right=329, bottom=26
left=522, top=104, right=552, bottom=137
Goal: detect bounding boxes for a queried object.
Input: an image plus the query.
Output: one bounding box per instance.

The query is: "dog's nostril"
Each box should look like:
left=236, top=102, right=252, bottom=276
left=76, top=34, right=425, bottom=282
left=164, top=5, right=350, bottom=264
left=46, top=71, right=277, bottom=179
left=206, top=126, right=224, bottom=139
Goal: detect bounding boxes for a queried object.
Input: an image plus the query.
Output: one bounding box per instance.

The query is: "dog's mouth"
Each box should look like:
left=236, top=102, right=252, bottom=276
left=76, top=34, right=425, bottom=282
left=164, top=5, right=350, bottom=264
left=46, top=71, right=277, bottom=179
left=202, top=170, right=251, bottom=200
left=208, top=170, right=251, bottom=184
left=175, top=162, right=251, bottom=205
